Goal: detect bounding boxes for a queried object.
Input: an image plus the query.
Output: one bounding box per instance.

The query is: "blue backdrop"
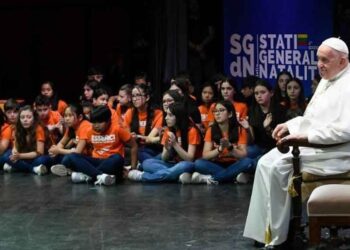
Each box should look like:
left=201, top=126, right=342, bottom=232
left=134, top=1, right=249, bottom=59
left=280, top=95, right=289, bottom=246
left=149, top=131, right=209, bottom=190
left=223, top=0, right=333, bottom=96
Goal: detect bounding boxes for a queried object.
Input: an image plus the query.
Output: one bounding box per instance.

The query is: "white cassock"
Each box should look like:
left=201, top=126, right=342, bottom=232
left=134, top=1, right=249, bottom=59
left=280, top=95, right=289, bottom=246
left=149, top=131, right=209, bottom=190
left=243, top=64, right=350, bottom=246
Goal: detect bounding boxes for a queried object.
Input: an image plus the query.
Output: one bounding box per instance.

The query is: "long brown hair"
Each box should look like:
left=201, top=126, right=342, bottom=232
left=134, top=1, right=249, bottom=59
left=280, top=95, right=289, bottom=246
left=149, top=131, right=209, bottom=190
left=15, top=105, right=51, bottom=153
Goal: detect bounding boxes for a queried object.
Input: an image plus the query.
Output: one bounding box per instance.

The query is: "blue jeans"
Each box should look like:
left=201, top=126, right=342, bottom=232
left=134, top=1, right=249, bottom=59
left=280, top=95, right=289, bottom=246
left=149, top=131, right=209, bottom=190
left=6, top=155, right=52, bottom=174
left=247, top=144, right=265, bottom=158
left=0, top=149, right=12, bottom=169
left=138, top=146, right=162, bottom=163
left=245, top=144, right=266, bottom=172
left=51, top=154, right=74, bottom=169
left=141, top=158, right=195, bottom=182
left=65, top=153, right=124, bottom=180
left=194, top=158, right=254, bottom=183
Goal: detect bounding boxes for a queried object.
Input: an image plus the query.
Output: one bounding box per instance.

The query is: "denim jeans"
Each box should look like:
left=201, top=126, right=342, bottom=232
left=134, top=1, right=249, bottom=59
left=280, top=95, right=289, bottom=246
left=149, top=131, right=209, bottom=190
left=6, top=155, right=52, bottom=174
left=51, top=154, right=74, bottom=169
left=66, top=153, right=124, bottom=180
left=247, top=144, right=265, bottom=158
left=140, top=158, right=195, bottom=182
left=194, top=158, right=254, bottom=183
left=245, top=144, right=267, bottom=172
left=0, top=149, right=12, bottom=169
left=138, top=146, right=162, bottom=163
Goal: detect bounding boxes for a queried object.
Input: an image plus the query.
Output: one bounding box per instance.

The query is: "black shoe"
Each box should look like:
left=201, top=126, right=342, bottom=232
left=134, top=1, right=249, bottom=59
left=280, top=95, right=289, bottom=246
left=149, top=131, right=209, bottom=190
left=254, top=241, right=265, bottom=248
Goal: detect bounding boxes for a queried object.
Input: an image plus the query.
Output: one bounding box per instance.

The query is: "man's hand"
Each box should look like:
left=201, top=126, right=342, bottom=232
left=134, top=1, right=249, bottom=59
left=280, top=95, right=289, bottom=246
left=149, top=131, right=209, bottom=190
left=278, top=134, right=308, bottom=143
left=272, top=123, right=289, bottom=140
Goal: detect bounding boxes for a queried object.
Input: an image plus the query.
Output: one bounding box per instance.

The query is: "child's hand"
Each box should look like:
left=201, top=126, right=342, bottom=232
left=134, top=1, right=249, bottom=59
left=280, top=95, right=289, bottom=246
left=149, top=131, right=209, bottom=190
left=48, top=145, right=59, bottom=157
left=131, top=132, right=138, bottom=140
left=238, top=116, right=250, bottom=129
left=263, top=113, right=273, bottom=129
left=10, top=151, right=20, bottom=162
left=167, top=132, right=176, bottom=146
left=220, top=138, right=230, bottom=148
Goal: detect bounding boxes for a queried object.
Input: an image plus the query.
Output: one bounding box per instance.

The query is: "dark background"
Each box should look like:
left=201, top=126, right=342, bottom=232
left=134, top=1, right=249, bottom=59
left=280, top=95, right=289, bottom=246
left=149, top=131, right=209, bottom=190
left=0, top=0, right=347, bottom=103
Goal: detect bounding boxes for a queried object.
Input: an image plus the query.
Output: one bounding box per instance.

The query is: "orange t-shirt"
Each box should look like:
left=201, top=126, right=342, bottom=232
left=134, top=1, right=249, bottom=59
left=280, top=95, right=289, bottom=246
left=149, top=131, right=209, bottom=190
left=161, top=127, right=201, bottom=162
left=36, top=125, right=46, bottom=142
left=57, top=100, right=68, bottom=116
left=1, top=123, right=13, bottom=149
left=123, top=108, right=163, bottom=136
left=198, top=104, right=211, bottom=130
left=63, top=120, right=92, bottom=152
left=207, top=101, right=248, bottom=123
left=204, top=126, right=247, bottom=163
left=1, top=123, right=13, bottom=141
left=42, top=110, right=61, bottom=126
left=115, top=103, right=132, bottom=124
left=42, top=110, right=62, bottom=144
left=110, top=107, right=120, bottom=127
left=75, top=120, right=92, bottom=142
left=87, top=122, right=131, bottom=159
left=13, top=125, right=46, bottom=153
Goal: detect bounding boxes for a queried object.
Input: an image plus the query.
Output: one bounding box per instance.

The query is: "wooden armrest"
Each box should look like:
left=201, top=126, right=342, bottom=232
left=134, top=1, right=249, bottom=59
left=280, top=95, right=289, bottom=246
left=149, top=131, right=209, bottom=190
left=277, top=138, right=343, bottom=154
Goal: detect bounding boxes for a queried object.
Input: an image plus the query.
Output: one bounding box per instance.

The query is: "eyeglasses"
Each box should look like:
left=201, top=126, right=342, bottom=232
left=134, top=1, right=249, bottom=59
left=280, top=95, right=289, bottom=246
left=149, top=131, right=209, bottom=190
left=212, top=108, right=227, bottom=114
left=132, top=94, right=146, bottom=99
left=162, top=99, right=174, bottom=104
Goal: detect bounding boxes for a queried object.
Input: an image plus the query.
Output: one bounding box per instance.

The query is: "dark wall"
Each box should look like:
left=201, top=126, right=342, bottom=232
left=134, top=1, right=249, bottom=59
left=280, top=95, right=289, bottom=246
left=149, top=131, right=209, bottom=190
left=0, top=2, right=130, bottom=103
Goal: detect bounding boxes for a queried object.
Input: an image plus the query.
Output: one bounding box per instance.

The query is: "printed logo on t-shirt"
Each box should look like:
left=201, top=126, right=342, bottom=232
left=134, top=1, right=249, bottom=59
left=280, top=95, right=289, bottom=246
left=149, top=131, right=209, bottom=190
left=139, top=120, right=146, bottom=127
left=96, top=146, right=112, bottom=156
left=91, top=134, right=116, bottom=144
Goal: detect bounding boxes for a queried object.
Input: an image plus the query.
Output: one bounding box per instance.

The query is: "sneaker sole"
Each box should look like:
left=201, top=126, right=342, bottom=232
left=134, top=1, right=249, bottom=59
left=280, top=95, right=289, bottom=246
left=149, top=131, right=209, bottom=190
left=51, top=165, right=68, bottom=177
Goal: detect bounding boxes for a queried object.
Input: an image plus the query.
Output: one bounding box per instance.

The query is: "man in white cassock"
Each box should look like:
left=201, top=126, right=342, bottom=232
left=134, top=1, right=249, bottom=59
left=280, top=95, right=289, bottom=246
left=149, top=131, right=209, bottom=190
left=243, top=37, right=350, bottom=249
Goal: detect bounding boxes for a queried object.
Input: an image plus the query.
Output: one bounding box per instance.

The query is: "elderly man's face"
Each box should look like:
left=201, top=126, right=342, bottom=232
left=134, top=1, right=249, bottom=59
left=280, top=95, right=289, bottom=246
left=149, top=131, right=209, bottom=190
left=317, top=45, right=344, bottom=80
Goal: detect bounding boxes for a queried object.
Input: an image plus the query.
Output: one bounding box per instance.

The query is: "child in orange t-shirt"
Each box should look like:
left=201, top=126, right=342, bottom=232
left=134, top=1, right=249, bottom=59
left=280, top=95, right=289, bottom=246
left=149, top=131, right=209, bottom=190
left=0, top=99, right=20, bottom=171
left=128, top=102, right=201, bottom=183
left=108, top=84, right=133, bottom=123
left=193, top=100, right=254, bottom=184
left=3, top=105, right=51, bottom=175
left=48, top=104, right=92, bottom=176
left=35, top=95, right=64, bottom=144
left=114, top=84, right=133, bottom=125
left=40, top=81, right=68, bottom=116
left=198, top=82, right=216, bottom=132
left=92, top=87, right=119, bottom=127
left=123, top=84, right=163, bottom=162
left=207, top=77, right=248, bottom=126
left=65, top=106, right=138, bottom=186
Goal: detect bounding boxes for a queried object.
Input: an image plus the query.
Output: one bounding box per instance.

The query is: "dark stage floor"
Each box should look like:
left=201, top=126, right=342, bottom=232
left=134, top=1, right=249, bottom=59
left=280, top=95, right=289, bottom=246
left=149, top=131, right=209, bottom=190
left=0, top=174, right=347, bottom=250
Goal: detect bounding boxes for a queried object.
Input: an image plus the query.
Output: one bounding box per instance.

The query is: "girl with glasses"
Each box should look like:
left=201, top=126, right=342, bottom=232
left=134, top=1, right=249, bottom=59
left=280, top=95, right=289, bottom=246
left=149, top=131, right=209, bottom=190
left=192, top=100, right=252, bottom=184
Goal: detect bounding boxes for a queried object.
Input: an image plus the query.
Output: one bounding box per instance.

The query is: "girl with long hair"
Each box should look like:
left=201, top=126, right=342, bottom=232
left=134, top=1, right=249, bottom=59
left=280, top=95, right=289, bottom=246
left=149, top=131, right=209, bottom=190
left=123, top=84, right=163, bottom=163
left=193, top=100, right=252, bottom=184
left=128, top=102, right=201, bottom=183
left=4, top=105, right=51, bottom=175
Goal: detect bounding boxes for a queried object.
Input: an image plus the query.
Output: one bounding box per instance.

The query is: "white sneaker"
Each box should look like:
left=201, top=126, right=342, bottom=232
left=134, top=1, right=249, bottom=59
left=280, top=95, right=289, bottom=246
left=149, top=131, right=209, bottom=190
left=71, top=172, right=92, bottom=183
left=236, top=172, right=250, bottom=184
left=3, top=163, right=12, bottom=173
left=191, top=172, right=211, bottom=184
left=179, top=173, right=192, bottom=184
left=51, top=164, right=70, bottom=177
left=206, top=177, right=219, bottom=185
left=33, top=164, right=48, bottom=176
left=128, top=169, right=143, bottom=181
left=94, top=174, right=116, bottom=186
